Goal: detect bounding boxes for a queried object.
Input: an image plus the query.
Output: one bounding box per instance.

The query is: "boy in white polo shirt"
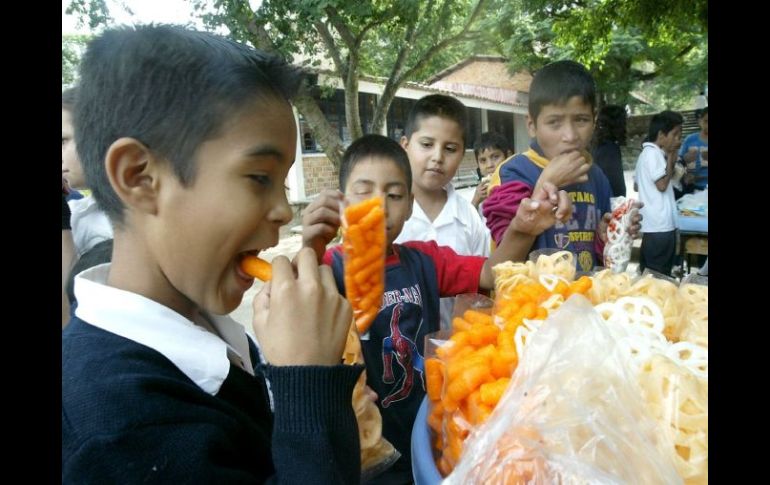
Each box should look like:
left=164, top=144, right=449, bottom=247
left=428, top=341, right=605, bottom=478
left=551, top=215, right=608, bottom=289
left=634, top=110, right=683, bottom=276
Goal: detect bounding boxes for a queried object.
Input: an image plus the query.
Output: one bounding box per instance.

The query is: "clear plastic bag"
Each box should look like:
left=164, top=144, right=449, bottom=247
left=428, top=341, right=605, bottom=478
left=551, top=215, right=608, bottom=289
left=445, top=295, right=681, bottom=484
left=341, top=320, right=401, bottom=480
left=338, top=196, right=400, bottom=479
left=603, top=197, right=637, bottom=273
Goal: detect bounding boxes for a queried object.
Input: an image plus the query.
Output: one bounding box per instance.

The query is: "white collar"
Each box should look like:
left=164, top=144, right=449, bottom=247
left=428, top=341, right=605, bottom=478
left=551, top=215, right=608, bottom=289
left=642, top=141, right=665, bottom=155
left=73, top=263, right=254, bottom=395
left=412, top=183, right=465, bottom=228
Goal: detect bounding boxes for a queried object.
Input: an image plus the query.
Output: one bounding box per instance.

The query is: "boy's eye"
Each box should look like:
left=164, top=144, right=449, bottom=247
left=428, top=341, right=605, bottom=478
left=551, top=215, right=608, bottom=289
left=445, top=145, right=458, bottom=153
left=420, top=142, right=433, bottom=149
left=248, top=174, right=271, bottom=187
left=387, top=193, right=403, bottom=200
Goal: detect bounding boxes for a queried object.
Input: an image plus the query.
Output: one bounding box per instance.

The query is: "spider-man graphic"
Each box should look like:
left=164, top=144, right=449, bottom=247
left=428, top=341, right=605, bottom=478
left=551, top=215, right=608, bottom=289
left=381, top=303, right=424, bottom=407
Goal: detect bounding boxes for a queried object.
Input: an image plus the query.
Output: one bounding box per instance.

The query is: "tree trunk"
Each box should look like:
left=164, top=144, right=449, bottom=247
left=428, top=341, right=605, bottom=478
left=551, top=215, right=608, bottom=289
left=293, top=83, right=345, bottom=169
left=345, top=55, right=363, bottom=140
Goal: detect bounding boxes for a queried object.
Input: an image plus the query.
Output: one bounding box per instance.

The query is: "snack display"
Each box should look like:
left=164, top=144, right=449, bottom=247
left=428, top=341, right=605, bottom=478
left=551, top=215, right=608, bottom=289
left=418, top=247, right=707, bottom=484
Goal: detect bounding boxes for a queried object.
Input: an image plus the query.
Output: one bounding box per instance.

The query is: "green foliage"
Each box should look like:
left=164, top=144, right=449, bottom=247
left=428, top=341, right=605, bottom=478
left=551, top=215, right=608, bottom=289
left=490, top=0, right=708, bottom=110
left=62, top=34, right=92, bottom=89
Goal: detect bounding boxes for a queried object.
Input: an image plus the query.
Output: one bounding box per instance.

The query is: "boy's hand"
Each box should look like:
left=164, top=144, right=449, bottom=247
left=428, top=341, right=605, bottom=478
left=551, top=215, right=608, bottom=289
left=251, top=248, right=352, bottom=366
left=537, top=150, right=590, bottom=190
left=302, top=189, right=344, bottom=262
left=683, top=146, right=698, bottom=164
left=510, top=182, right=572, bottom=236
left=627, top=201, right=643, bottom=238
left=598, top=201, right=644, bottom=243
left=471, top=178, right=490, bottom=208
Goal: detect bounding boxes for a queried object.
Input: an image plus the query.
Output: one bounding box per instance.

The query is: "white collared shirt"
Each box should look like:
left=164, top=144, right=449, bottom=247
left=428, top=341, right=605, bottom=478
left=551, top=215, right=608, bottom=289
left=68, top=195, right=114, bottom=256
left=395, top=184, right=491, bottom=257
left=635, top=142, right=677, bottom=232
left=73, top=263, right=255, bottom=396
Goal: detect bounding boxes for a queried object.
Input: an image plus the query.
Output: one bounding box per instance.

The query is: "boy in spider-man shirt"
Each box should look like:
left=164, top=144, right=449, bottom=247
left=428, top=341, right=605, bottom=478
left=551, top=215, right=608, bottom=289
left=302, top=134, right=572, bottom=484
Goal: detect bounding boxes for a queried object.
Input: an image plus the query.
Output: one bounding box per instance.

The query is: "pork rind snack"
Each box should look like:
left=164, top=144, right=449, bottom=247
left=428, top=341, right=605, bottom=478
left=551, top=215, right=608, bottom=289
left=603, top=197, right=637, bottom=272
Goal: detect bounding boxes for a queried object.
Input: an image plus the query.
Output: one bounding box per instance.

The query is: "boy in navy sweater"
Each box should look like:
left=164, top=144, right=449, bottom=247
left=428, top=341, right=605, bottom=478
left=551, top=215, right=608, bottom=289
left=301, top=134, right=572, bottom=483
left=62, top=25, right=363, bottom=483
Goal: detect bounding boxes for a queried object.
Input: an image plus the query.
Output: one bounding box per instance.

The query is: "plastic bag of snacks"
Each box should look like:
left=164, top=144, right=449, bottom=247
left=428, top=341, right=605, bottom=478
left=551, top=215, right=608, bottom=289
left=603, top=196, right=637, bottom=273
left=340, top=196, right=400, bottom=479
left=444, top=296, right=680, bottom=484
left=422, top=294, right=503, bottom=476
left=341, top=196, right=386, bottom=335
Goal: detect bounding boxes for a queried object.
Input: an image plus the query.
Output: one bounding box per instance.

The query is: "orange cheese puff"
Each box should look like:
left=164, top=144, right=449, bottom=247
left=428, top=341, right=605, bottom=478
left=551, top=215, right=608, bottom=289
left=425, top=358, right=445, bottom=401
left=240, top=255, right=272, bottom=281
left=344, top=196, right=380, bottom=224
left=479, top=377, right=511, bottom=407
left=463, top=309, right=494, bottom=327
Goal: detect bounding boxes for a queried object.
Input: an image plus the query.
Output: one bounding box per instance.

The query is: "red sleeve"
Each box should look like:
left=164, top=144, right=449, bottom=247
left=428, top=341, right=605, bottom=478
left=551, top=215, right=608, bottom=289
left=482, top=180, right=532, bottom=245
left=401, top=240, right=486, bottom=297
left=322, top=246, right=342, bottom=266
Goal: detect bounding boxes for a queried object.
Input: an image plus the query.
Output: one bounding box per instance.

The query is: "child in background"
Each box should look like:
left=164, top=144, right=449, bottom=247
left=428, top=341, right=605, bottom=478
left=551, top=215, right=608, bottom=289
left=62, top=87, right=113, bottom=256
left=483, top=60, right=642, bottom=273
left=471, top=131, right=513, bottom=214
left=635, top=110, right=683, bottom=276
left=394, top=94, right=492, bottom=331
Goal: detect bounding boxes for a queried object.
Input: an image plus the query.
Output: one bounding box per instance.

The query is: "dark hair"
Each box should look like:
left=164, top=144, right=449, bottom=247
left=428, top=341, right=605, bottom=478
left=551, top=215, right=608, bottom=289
left=473, top=132, right=512, bottom=159
left=74, top=24, right=304, bottom=226
left=404, top=94, right=468, bottom=149
left=66, top=239, right=114, bottom=306
left=62, top=87, right=77, bottom=111
left=529, top=60, right=596, bottom=121
left=594, top=105, right=627, bottom=146
left=697, top=107, right=708, bottom=119
left=646, top=110, right=684, bottom=142
left=339, top=134, right=412, bottom=192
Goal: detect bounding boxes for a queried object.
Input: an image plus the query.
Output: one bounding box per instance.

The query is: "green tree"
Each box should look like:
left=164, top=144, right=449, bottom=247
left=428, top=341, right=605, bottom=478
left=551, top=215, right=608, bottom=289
left=196, top=0, right=491, bottom=166
left=67, top=0, right=491, bottom=168
left=489, top=0, right=708, bottom=110
left=62, top=34, right=92, bottom=89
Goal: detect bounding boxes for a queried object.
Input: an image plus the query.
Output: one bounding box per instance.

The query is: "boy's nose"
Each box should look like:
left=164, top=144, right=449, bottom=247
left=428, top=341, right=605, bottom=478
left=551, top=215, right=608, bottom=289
left=562, top=124, right=579, bottom=142
left=269, top=189, right=293, bottom=225
left=431, top=146, right=444, bottom=163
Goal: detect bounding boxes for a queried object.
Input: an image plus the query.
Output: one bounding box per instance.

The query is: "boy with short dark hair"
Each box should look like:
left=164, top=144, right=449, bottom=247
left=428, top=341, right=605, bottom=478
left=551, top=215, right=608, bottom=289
left=483, top=60, right=642, bottom=273
left=471, top=131, right=513, bottom=210
left=63, top=24, right=363, bottom=483
left=302, top=133, right=572, bottom=484
left=635, top=110, right=684, bottom=276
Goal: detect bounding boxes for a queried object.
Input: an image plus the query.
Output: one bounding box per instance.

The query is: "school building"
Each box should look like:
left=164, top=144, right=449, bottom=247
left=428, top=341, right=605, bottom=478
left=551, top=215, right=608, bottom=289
left=285, top=56, right=533, bottom=203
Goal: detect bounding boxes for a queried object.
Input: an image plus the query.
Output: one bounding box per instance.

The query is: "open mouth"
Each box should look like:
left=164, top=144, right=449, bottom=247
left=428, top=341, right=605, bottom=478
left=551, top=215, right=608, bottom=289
left=235, top=251, right=260, bottom=283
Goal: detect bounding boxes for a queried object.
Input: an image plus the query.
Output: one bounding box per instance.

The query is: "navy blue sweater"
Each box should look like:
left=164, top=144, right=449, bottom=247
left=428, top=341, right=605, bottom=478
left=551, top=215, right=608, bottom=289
left=62, top=317, right=364, bottom=484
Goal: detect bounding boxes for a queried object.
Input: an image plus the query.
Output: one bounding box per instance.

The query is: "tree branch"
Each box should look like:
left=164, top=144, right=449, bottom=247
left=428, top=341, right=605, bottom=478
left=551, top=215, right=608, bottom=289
left=324, top=5, right=356, bottom=49
left=313, top=20, right=347, bottom=77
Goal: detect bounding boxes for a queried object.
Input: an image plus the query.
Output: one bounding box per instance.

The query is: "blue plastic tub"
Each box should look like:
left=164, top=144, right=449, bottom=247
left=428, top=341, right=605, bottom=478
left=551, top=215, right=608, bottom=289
left=411, top=397, right=442, bottom=485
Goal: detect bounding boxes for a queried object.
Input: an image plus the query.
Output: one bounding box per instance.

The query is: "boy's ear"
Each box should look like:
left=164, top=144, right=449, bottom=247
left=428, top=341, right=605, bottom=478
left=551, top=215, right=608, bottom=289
left=104, top=137, right=163, bottom=216
left=400, top=135, right=409, bottom=149
left=526, top=114, right=537, bottom=138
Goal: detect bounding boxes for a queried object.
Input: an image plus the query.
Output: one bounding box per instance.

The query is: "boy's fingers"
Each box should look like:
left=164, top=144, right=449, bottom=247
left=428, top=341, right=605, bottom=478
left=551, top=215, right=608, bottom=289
left=270, top=255, right=294, bottom=286
left=319, top=264, right=338, bottom=294
left=295, top=247, right=321, bottom=281
left=555, top=190, right=572, bottom=220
